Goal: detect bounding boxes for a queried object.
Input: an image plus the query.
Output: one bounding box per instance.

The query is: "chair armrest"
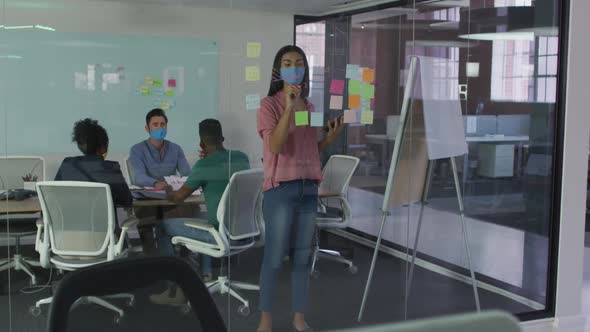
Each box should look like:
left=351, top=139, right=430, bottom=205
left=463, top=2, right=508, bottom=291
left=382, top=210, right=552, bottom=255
left=35, top=219, right=43, bottom=252
left=121, top=217, right=139, bottom=229
left=115, top=217, right=140, bottom=256
left=176, top=220, right=227, bottom=257
left=34, top=218, right=50, bottom=268
left=184, top=219, right=215, bottom=231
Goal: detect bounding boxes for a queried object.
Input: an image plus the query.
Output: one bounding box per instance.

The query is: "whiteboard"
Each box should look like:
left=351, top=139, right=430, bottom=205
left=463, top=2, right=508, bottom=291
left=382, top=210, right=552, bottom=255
left=383, top=56, right=467, bottom=211
left=415, top=56, right=467, bottom=160
left=0, top=32, right=219, bottom=154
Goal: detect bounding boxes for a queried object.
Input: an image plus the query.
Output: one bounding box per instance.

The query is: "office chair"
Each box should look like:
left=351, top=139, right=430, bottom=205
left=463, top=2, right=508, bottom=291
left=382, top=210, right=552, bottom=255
left=312, top=155, right=360, bottom=276
left=0, top=156, right=46, bottom=285
left=47, top=256, right=227, bottom=332
left=170, top=169, right=264, bottom=316
left=32, top=181, right=137, bottom=319
left=329, top=311, right=520, bottom=332
left=124, top=156, right=135, bottom=185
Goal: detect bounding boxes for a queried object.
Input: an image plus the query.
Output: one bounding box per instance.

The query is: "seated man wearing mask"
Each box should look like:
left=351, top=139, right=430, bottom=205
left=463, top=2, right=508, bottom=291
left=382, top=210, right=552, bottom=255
left=129, top=108, right=192, bottom=253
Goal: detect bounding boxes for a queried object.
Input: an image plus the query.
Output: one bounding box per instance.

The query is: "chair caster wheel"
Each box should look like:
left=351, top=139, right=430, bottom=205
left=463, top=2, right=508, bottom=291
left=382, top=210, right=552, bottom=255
left=348, top=265, right=358, bottom=274
left=29, top=306, right=41, bottom=317
left=238, top=305, right=250, bottom=316
left=180, top=303, right=191, bottom=315
left=311, top=270, right=320, bottom=279
left=126, top=298, right=135, bottom=307
left=113, top=315, right=122, bottom=324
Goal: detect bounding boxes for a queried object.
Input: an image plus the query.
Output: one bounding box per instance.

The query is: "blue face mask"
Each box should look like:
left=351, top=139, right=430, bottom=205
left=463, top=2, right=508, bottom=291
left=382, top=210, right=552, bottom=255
left=149, top=128, right=167, bottom=141
left=280, top=67, right=305, bottom=85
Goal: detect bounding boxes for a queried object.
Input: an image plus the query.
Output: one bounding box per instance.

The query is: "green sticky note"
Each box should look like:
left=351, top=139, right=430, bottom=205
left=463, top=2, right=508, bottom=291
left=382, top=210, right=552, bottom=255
left=140, top=86, right=151, bottom=96
left=295, top=111, right=309, bottom=126
left=165, top=88, right=174, bottom=97
left=361, top=111, right=374, bottom=125
left=362, top=83, right=375, bottom=99
left=153, top=79, right=163, bottom=87
left=349, top=80, right=361, bottom=95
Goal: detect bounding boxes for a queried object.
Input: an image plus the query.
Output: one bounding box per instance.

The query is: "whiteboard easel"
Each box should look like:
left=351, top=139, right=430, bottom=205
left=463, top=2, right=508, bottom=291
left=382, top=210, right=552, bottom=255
left=357, top=57, right=481, bottom=322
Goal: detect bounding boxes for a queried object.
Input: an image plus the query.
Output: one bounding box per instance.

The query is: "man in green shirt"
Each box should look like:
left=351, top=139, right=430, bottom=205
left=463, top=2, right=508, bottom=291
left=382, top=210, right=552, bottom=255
left=151, top=119, right=250, bottom=305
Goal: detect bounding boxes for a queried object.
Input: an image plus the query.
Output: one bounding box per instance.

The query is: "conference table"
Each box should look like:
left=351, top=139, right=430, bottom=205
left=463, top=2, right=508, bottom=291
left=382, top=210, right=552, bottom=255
left=0, top=192, right=205, bottom=215
left=1, top=191, right=339, bottom=215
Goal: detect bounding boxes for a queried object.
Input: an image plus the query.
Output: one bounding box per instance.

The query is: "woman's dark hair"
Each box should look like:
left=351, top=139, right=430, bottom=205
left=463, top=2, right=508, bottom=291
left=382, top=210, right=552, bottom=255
left=267, top=45, right=310, bottom=98
left=146, top=108, right=168, bottom=125
left=72, top=118, right=109, bottom=155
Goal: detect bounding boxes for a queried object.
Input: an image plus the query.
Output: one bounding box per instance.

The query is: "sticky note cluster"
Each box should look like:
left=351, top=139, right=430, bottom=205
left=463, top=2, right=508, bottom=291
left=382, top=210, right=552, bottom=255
left=344, top=63, right=376, bottom=124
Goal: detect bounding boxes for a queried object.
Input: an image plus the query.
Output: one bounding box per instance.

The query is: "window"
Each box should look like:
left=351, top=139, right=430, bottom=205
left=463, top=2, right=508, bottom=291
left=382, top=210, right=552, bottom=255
left=295, top=22, right=326, bottom=113
left=536, top=36, right=558, bottom=103
left=491, top=40, right=535, bottom=102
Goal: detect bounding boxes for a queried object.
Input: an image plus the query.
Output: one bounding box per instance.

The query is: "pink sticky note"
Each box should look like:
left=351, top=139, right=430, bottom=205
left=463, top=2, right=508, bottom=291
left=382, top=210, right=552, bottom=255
left=329, top=79, right=345, bottom=95
left=329, top=95, right=343, bottom=110
left=344, top=109, right=358, bottom=124
left=168, top=79, right=177, bottom=88
left=370, top=98, right=375, bottom=109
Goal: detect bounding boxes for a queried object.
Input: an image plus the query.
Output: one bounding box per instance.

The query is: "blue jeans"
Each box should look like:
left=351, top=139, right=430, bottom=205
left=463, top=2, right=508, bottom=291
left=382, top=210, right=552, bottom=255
left=258, top=180, right=318, bottom=313
left=157, top=218, right=214, bottom=275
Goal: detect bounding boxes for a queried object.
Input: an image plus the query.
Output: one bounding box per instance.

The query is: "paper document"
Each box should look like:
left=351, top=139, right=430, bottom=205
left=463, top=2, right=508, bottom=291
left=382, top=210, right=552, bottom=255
left=164, top=176, right=188, bottom=191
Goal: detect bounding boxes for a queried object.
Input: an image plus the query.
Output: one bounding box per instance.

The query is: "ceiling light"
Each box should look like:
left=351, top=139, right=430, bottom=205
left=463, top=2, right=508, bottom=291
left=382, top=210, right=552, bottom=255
left=459, top=32, right=535, bottom=41
left=4, top=25, right=34, bottom=30
left=35, top=25, right=56, bottom=31
left=0, top=55, right=23, bottom=59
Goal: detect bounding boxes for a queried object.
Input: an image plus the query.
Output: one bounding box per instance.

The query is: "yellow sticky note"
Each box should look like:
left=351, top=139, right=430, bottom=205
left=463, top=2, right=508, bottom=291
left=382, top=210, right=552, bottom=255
left=361, top=111, right=374, bottom=125
left=145, top=77, right=154, bottom=85
left=162, top=100, right=170, bottom=110
left=165, top=88, right=174, bottom=97
left=247, top=42, right=262, bottom=58
left=295, top=111, right=309, bottom=126
left=245, top=66, right=260, bottom=82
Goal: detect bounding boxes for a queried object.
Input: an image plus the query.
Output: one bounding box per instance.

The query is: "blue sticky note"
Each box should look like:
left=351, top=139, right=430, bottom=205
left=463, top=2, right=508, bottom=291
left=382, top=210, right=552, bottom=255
left=310, top=112, right=324, bottom=127
left=346, top=64, right=360, bottom=80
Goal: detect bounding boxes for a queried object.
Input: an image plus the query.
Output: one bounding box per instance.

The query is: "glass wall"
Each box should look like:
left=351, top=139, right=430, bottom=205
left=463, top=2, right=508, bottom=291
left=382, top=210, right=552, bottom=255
left=297, top=0, right=564, bottom=324
left=0, top=0, right=566, bottom=330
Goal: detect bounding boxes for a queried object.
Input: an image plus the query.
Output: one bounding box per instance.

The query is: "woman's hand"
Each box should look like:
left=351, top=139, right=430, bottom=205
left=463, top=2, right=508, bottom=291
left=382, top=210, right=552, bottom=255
left=326, top=116, right=344, bottom=144
left=284, top=84, right=301, bottom=111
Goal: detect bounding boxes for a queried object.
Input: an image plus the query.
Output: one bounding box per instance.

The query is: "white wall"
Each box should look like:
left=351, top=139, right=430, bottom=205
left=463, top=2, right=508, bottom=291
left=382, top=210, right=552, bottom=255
left=1, top=0, right=294, bottom=178
left=522, top=0, right=590, bottom=331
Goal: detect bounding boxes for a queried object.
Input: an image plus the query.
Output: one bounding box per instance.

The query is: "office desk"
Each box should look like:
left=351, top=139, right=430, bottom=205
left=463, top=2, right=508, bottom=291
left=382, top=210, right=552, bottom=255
left=463, top=135, right=529, bottom=184
left=0, top=198, right=42, bottom=214
left=364, top=134, right=530, bottom=182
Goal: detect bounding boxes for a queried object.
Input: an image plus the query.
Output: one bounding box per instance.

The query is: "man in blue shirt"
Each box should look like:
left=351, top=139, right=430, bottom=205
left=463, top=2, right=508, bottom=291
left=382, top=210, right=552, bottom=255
left=129, top=108, right=194, bottom=253
left=129, top=108, right=191, bottom=188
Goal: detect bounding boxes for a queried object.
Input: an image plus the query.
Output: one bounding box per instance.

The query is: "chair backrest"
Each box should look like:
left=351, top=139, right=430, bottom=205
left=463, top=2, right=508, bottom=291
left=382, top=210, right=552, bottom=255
left=48, top=257, right=227, bottom=332
left=319, top=155, right=360, bottom=196
left=124, top=156, right=135, bottom=185
left=0, top=156, right=45, bottom=190
left=329, top=311, right=520, bottom=332
left=36, top=181, right=115, bottom=258
left=217, top=169, right=264, bottom=241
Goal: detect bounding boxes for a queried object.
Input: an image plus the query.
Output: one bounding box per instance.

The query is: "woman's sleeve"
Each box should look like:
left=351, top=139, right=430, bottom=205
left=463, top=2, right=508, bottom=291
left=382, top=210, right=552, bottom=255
left=257, top=98, right=278, bottom=146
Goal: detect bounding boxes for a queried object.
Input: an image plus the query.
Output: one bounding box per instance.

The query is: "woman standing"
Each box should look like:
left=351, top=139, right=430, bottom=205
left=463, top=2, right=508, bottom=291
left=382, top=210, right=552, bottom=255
left=256, top=45, right=344, bottom=332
